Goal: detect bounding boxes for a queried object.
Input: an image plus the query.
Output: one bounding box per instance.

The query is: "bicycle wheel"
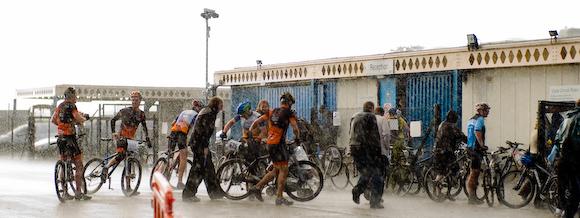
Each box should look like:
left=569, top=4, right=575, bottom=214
left=121, top=158, right=142, bottom=197
left=54, top=160, right=68, bottom=203
left=497, top=170, right=535, bottom=209
left=396, top=166, right=413, bottom=196
left=83, top=158, right=105, bottom=195
left=349, top=162, right=360, bottom=187
left=545, top=177, right=560, bottom=214
left=423, top=167, right=448, bottom=202
left=405, top=168, right=422, bottom=195
left=149, top=157, right=168, bottom=189
left=286, top=161, right=324, bottom=202
left=323, top=146, right=343, bottom=177
left=167, top=159, right=193, bottom=188
left=216, top=159, right=251, bottom=200
left=448, top=172, right=464, bottom=198
left=330, top=163, right=350, bottom=190
left=483, top=170, right=494, bottom=207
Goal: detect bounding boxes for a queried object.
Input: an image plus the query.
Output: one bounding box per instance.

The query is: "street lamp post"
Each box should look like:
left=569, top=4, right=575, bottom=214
left=201, top=8, right=219, bottom=95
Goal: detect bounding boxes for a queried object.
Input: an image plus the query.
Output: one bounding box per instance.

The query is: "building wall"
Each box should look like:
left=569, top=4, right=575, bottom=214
left=336, top=78, right=378, bottom=148
left=462, top=64, right=580, bottom=149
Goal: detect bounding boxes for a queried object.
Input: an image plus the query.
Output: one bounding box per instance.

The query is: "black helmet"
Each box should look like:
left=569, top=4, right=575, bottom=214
left=64, top=87, right=76, bottom=99
left=280, top=92, right=295, bottom=105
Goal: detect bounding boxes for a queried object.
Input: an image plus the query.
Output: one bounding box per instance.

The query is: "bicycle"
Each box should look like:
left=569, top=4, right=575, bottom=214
left=482, top=140, right=527, bottom=207
left=329, top=148, right=360, bottom=190
left=83, top=138, right=144, bottom=197
left=149, top=140, right=193, bottom=189
left=424, top=146, right=471, bottom=202
left=402, top=145, right=433, bottom=196
left=216, top=143, right=324, bottom=202
left=497, top=157, right=559, bottom=212
left=320, top=144, right=344, bottom=177
left=52, top=135, right=87, bottom=203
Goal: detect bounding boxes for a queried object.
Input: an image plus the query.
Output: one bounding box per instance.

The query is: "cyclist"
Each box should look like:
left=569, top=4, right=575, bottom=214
left=183, top=97, right=225, bottom=202
left=51, top=87, right=91, bottom=200
left=466, top=102, right=490, bottom=205
left=168, top=99, right=203, bottom=189
left=249, top=92, right=301, bottom=206
left=548, top=99, right=580, bottom=218
left=255, top=100, right=270, bottom=143
left=433, top=110, right=466, bottom=195
left=105, top=91, right=151, bottom=196
left=221, top=101, right=263, bottom=161
left=386, top=107, right=409, bottom=191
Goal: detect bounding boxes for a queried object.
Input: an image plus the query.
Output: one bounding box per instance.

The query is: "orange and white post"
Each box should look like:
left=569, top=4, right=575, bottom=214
left=151, top=172, right=175, bottom=218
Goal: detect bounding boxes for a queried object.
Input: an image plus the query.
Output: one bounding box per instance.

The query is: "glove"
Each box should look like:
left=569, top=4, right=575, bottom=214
left=220, top=132, right=227, bottom=139
left=83, top=114, right=90, bottom=120
left=145, top=137, right=152, bottom=148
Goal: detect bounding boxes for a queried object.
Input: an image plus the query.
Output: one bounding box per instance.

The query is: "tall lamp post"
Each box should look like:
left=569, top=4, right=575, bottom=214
left=201, top=8, right=219, bottom=96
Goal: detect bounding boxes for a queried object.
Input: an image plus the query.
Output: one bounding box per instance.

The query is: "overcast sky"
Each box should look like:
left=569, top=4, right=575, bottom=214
left=1, top=0, right=579, bottom=109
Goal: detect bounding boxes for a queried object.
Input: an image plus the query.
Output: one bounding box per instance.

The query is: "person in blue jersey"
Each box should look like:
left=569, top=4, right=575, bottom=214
left=465, top=102, right=490, bottom=205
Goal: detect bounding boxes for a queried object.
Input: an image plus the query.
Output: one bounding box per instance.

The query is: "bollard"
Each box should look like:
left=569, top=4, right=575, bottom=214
left=151, top=172, right=175, bottom=218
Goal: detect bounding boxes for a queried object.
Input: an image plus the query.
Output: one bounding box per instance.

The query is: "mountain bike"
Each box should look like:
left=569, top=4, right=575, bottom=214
left=217, top=143, right=324, bottom=202
left=149, top=143, right=193, bottom=189
left=497, top=158, right=559, bottom=212
left=83, top=138, right=144, bottom=197
left=53, top=135, right=87, bottom=202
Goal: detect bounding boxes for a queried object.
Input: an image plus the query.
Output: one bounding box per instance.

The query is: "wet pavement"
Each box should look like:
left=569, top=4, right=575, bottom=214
left=0, top=158, right=553, bottom=218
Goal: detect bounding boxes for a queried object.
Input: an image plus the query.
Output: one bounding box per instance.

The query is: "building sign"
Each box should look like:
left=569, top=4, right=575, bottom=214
left=364, top=59, right=394, bottom=76
left=549, top=85, right=580, bottom=102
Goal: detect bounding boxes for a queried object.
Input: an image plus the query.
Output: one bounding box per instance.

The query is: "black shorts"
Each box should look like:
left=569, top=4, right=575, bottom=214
left=57, top=136, right=82, bottom=158
left=468, top=149, right=482, bottom=170
left=267, top=143, right=289, bottom=164
left=169, top=131, right=187, bottom=151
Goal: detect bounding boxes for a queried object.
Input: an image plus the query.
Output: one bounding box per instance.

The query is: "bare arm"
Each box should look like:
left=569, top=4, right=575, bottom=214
left=222, top=118, right=237, bottom=133
left=72, top=110, right=86, bottom=124
left=290, top=118, right=300, bottom=141
left=475, top=131, right=485, bottom=148
left=249, top=115, right=268, bottom=132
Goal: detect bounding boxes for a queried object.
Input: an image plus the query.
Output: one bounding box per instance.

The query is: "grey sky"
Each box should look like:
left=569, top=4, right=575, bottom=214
left=1, top=0, right=578, bottom=109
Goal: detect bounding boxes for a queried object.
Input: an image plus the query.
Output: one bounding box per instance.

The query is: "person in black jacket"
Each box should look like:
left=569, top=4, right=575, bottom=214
left=433, top=110, right=466, bottom=183
left=350, top=101, right=384, bottom=209
left=182, top=97, right=224, bottom=202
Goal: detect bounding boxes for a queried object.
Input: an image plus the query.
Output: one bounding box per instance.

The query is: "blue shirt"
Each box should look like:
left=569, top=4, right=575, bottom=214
left=467, top=116, right=485, bottom=149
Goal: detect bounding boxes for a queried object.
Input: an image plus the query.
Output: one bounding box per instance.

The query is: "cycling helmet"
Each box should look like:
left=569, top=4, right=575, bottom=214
left=130, top=90, right=142, bottom=99
left=280, top=92, right=295, bottom=105
left=520, top=152, right=534, bottom=167
left=236, top=101, right=252, bottom=115
left=475, top=102, right=490, bottom=111
left=64, top=87, right=76, bottom=99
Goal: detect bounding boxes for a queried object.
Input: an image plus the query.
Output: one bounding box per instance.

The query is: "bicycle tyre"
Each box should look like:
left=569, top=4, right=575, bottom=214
left=322, top=145, right=343, bottom=177
left=330, top=163, right=350, bottom=190
left=216, top=159, right=251, bottom=200
left=54, top=160, right=67, bottom=203
left=423, top=167, right=448, bottom=202
left=121, top=158, right=142, bottom=197
left=83, top=158, right=105, bottom=195
left=483, top=169, right=494, bottom=207
left=149, top=157, right=168, bottom=189
left=286, top=160, right=324, bottom=202
left=545, top=177, right=560, bottom=214
left=497, top=170, right=535, bottom=209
